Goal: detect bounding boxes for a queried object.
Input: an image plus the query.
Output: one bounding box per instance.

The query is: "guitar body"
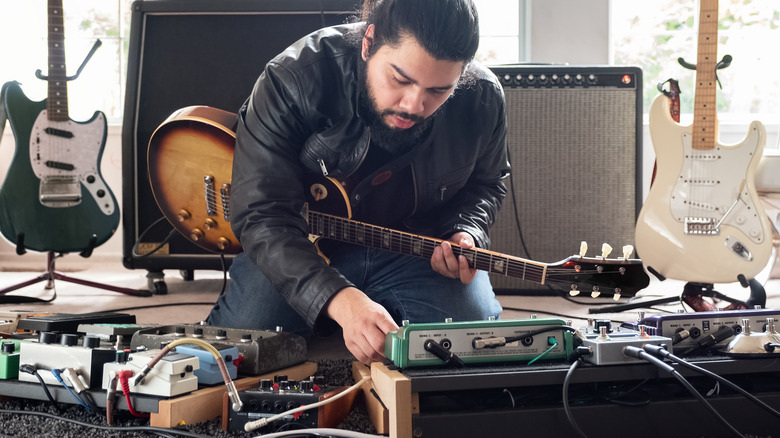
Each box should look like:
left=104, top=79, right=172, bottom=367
left=0, top=81, right=119, bottom=253
left=635, top=94, right=772, bottom=283
left=147, top=106, right=242, bottom=254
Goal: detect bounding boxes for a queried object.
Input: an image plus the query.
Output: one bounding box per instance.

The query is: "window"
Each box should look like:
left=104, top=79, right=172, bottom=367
left=611, top=0, right=780, bottom=123
left=0, top=0, right=132, bottom=123
left=0, top=0, right=523, bottom=125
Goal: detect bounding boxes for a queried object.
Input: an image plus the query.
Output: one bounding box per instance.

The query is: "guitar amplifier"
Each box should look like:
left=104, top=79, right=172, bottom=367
left=121, top=0, right=360, bottom=288
left=487, top=65, right=643, bottom=293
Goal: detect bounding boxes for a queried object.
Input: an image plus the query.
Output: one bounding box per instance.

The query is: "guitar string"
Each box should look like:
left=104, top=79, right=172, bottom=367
left=312, top=212, right=548, bottom=282
left=314, top=213, right=630, bottom=295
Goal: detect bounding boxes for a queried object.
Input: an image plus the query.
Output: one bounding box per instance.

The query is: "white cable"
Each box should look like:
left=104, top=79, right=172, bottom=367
left=254, top=428, right=383, bottom=438
left=245, top=376, right=371, bottom=433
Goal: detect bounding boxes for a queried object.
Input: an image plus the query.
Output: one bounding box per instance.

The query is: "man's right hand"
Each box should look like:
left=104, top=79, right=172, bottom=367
left=324, top=287, right=399, bottom=364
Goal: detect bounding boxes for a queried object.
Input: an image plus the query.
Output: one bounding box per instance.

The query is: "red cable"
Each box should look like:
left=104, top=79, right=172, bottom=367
left=118, top=370, right=150, bottom=418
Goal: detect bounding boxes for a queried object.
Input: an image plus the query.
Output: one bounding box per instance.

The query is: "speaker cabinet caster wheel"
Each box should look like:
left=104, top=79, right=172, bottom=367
left=180, top=269, right=194, bottom=281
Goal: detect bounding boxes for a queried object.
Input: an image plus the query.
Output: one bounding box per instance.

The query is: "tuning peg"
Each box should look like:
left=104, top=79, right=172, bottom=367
left=579, top=241, right=588, bottom=257
left=591, top=286, right=601, bottom=298
left=622, top=245, right=634, bottom=259
left=569, top=285, right=580, bottom=296
left=613, top=288, right=621, bottom=301
left=601, top=243, right=612, bottom=259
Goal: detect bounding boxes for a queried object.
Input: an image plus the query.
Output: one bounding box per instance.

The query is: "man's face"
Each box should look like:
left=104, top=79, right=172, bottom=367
left=361, top=26, right=463, bottom=134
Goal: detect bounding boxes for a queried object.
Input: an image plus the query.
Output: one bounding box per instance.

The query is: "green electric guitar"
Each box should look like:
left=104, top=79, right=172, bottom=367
left=0, top=0, right=118, bottom=254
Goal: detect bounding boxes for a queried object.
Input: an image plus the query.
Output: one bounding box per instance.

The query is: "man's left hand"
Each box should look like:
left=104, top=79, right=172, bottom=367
left=431, top=232, right=478, bottom=284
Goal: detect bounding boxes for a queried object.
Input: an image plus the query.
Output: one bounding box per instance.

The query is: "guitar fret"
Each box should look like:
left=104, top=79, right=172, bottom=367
left=47, top=0, right=69, bottom=121
left=304, top=208, right=647, bottom=297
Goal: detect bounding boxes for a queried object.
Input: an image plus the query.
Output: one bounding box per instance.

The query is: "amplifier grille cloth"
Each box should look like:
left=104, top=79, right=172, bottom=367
left=489, top=86, right=638, bottom=292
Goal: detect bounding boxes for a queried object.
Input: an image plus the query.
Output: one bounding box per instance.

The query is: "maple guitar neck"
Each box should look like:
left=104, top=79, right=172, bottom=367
left=692, top=0, right=718, bottom=151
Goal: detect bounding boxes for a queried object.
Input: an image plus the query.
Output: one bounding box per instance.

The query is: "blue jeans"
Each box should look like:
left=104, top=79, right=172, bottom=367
left=207, top=242, right=502, bottom=337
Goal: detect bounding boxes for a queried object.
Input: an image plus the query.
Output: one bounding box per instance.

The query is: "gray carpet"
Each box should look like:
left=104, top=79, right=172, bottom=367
left=0, top=359, right=375, bottom=438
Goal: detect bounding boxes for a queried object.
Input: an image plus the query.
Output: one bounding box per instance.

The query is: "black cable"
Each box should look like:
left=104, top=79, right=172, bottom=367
left=218, top=252, right=228, bottom=296
left=643, top=344, right=780, bottom=421
left=623, top=346, right=745, bottom=438
left=18, top=365, right=60, bottom=411
left=423, top=339, right=465, bottom=367
left=131, top=216, right=178, bottom=258
left=562, top=347, right=592, bottom=438
left=504, top=324, right=577, bottom=344
left=0, top=408, right=212, bottom=437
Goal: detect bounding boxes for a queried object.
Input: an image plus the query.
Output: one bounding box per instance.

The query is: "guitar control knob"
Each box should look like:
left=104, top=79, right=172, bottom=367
left=203, top=218, right=217, bottom=230
left=177, top=209, right=191, bottom=222
left=217, top=237, right=231, bottom=251
left=190, top=228, right=204, bottom=241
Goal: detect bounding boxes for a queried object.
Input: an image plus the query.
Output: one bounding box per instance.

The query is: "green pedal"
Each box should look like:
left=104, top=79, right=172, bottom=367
left=385, top=318, right=574, bottom=368
left=0, top=340, right=23, bottom=379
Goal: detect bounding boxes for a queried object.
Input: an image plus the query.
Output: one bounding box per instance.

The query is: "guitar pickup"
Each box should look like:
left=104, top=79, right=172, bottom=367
left=684, top=217, right=719, bottom=235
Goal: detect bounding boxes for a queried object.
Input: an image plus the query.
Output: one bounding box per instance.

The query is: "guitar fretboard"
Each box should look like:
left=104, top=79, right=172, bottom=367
left=47, top=0, right=69, bottom=121
left=692, top=0, right=718, bottom=151
left=307, top=210, right=549, bottom=285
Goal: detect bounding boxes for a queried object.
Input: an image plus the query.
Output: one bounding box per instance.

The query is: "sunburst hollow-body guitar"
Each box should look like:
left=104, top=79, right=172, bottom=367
left=635, top=0, right=772, bottom=283
left=148, top=105, right=651, bottom=299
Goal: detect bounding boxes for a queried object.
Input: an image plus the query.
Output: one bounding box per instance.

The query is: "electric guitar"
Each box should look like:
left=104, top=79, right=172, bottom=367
left=148, top=106, right=651, bottom=299
left=0, top=0, right=118, bottom=254
left=635, top=0, right=772, bottom=283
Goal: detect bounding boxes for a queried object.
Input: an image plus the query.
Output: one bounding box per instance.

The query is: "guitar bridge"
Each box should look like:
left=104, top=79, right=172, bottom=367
left=684, top=217, right=719, bottom=235
left=39, top=176, right=81, bottom=207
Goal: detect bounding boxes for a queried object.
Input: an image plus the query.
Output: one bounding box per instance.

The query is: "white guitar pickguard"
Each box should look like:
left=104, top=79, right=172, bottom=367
left=670, top=129, right=765, bottom=245
left=29, top=110, right=114, bottom=215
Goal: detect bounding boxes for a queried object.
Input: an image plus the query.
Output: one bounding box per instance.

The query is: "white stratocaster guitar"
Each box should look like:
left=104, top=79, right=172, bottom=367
left=635, top=0, right=772, bottom=284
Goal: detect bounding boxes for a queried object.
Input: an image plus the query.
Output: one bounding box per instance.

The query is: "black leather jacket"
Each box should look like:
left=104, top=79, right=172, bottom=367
left=231, top=23, right=509, bottom=330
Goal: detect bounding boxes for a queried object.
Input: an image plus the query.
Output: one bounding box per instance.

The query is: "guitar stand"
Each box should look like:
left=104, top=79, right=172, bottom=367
left=0, top=251, right=152, bottom=299
left=588, top=279, right=765, bottom=314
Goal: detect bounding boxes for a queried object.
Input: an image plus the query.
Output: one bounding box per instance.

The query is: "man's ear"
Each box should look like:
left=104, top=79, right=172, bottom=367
left=362, top=24, right=375, bottom=61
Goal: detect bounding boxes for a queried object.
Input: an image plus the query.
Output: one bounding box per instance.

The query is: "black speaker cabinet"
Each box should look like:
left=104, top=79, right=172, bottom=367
left=487, top=65, right=643, bottom=293
left=121, top=0, right=360, bottom=282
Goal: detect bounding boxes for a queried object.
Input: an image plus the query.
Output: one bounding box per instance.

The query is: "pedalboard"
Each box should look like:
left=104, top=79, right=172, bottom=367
left=621, top=308, right=780, bottom=354
left=102, top=349, right=199, bottom=397
left=578, top=321, right=672, bottom=365
left=384, top=318, right=574, bottom=368
left=18, top=332, right=115, bottom=388
left=130, top=324, right=307, bottom=376
left=227, top=375, right=347, bottom=432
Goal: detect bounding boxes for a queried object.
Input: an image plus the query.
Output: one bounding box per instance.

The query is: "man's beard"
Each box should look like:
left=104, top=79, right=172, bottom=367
left=358, top=60, right=438, bottom=156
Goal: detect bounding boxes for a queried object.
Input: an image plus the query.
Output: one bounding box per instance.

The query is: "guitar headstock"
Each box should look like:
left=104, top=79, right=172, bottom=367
left=546, top=242, right=650, bottom=299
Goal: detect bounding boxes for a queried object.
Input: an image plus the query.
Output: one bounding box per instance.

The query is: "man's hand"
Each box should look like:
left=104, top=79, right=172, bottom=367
left=324, top=287, right=399, bottom=364
left=431, top=231, right=478, bottom=284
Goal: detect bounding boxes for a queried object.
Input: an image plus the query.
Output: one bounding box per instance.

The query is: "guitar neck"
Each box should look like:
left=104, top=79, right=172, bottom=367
left=307, top=210, right=550, bottom=285
left=47, top=0, right=69, bottom=121
left=692, top=0, right=718, bottom=151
